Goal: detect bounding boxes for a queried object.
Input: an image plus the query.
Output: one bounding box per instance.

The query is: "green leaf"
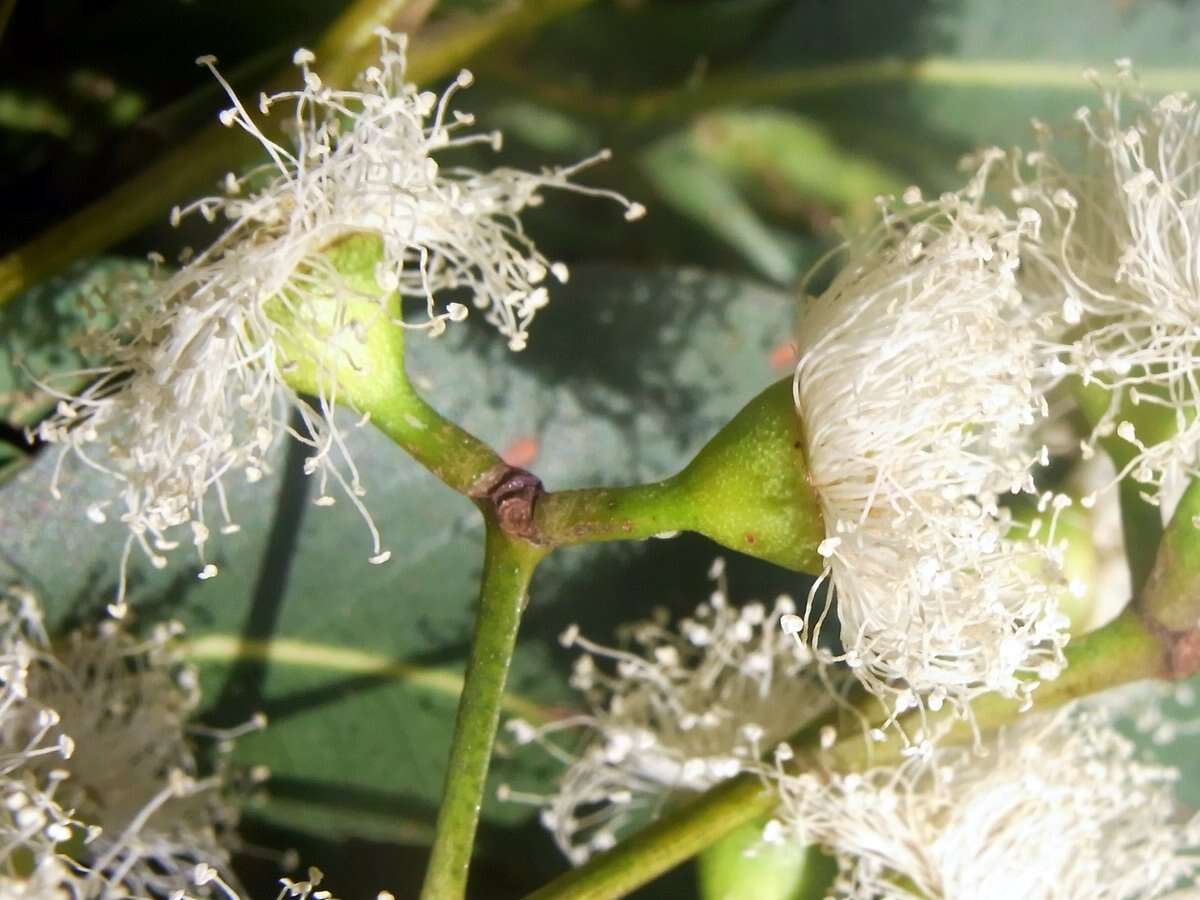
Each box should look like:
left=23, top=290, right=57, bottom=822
left=688, top=109, right=904, bottom=226
left=640, top=134, right=804, bottom=283
left=0, top=257, right=136, bottom=430
left=0, top=263, right=799, bottom=890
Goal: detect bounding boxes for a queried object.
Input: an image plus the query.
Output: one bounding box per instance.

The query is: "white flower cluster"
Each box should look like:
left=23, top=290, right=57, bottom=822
left=792, top=161, right=1071, bottom=715
left=766, top=707, right=1200, bottom=899
left=457, top=61, right=1200, bottom=897
left=0, top=586, right=253, bottom=898
left=34, top=29, right=642, bottom=606
left=499, top=560, right=843, bottom=864
left=1014, top=62, right=1200, bottom=513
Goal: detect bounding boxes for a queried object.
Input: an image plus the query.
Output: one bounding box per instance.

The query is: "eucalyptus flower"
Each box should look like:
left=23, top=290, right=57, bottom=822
left=1015, top=63, right=1200, bottom=513
left=0, top=586, right=255, bottom=898
left=0, top=590, right=81, bottom=898
left=767, top=708, right=1200, bottom=899
left=499, top=560, right=842, bottom=864
left=791, top=161, right=1070, bottom=716
left=33, top=30, right=642, bottom=607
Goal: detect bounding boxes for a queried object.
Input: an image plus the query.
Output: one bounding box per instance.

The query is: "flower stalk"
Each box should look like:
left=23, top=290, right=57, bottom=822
left=1139, top=477, right=1200, bottom=676
left=534, top=378, right=825, bottom=572
left=420, top=525, right=546, bottom=900
left=1073, top=377, right=1165, bottom=595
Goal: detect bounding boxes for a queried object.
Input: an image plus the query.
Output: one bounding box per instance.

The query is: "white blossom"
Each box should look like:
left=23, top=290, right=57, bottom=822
left=498, top=560, right=842, bottom=864
left=768, top=707, right=1200, bottom=899
left=1017, top=64, right=1200, bottom=511
left=33, top=30, right=642, bottom=605
left=792, top=160, right=1070, bottom=716
left=0, top=586, right=255, bottom=898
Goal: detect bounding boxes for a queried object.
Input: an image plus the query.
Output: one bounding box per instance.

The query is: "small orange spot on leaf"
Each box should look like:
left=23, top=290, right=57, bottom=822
left=769, top=341, right=799, bottom=372
left=745, top=532, right=757, bottom=544
left=502, top=436, right=539, bottom=468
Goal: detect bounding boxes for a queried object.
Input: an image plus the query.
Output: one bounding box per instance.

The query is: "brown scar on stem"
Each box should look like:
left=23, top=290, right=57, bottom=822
left=1168, top=628, right=1200, bottom=680
left=470, top=464, right=544, bottom=542
left=1139, top=609, right=1200, bottom=681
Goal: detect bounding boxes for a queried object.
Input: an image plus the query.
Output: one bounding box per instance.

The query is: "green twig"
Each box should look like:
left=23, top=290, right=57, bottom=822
left=480, top=57, right=1200, bottom=126
left=1138, top=477, right=1200, bottom=679
left=1142, top=477, right=1200, bottom=634
left=421, top=526, right=546, bottom=900
left=368, top=387, right=505, bottom=497
left=0, top=0, right=16, bottom=44
left=535, top=379, right=825, bottom=572
left=524, top=608, right=1170, bottom=900
left=1073, top=377, right=1167, bottom=597
left=0, top=0, right=596, bottom=308
left=534, top=480, right=693, bottom=544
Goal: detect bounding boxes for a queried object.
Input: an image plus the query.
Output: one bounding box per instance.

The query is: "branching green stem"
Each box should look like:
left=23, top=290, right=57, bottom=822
left=421, top=526, right=547, bottom=900
left=523, top=608, right=1171, bottom=900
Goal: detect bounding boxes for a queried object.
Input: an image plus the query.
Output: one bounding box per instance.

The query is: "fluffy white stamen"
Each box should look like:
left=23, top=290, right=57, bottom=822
left=792, top=159, right=1069, bottom=715
left=500, top=562, right=843, bottom=864
left=33, top=31, right=640, bottom=604
left=1020, top=67, right=1200, bottom=512
left=0, top=587, right=248, bottom=897
left=770, top=708, right=1200, bottom=899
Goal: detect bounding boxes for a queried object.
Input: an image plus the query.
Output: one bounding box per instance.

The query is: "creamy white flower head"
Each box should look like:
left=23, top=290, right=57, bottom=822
left=0, top=589, right=84, bottom=897
left=0, top=587, right=258, bottom=899
left=499, top=559, right=841, bottom=864
left=1015, top=64, right=1200, bottom=510
left=792, top=161, right=1070, bottom=716
left=33, top=30, right=643, bottom=605
left=766, top=707, right=1200, bottom=900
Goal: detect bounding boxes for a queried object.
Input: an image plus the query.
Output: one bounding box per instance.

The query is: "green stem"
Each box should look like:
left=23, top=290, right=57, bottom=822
left=526, top=775, right=773, bottom=900
left=535, top=480, right=692, bottom=544
left=1138, top=477, right=1200, bottom=679
left=0, top=0, right=596, bottom=308
left=274, top=234, right=504, bottom=496
left=1141, top=477, right=1200, bottom=633
left=1118, top=477, right=1163, bottom=597
left=368, top=388, right=504, bottom=497
left=524, top=608, right=1170, bottom=900
left=1073, top=376, right=1165, bottom=596
left=421, top=526, right=547, bottom=900
left=829, top=608, right=1168, bottom=771
left=534, top=379, right=825, bottom=572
